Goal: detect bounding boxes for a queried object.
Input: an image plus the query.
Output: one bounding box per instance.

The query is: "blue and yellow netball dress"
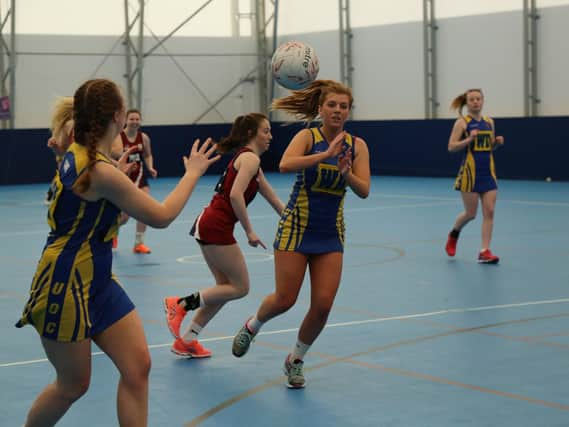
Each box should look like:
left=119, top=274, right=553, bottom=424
left=454, top=115, right=498, bottom=193
left=274, top=127, right=354, bottom=254
left=16, top=143, right=134, bottom=342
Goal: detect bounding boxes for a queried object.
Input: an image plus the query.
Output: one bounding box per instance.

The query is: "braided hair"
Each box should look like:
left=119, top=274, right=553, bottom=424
left=73, top=79, right=123, bottom=193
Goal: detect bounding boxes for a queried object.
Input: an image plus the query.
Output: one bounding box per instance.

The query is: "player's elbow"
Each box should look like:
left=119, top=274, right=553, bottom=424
left=358, top=187, right=370, bottom=199
left=278, top=160, right=293, bottom=173
left=146, top=211, right=174, bottom=229
left=448, top=141, right=462, bottom=153
left=229, top=192, right=244, bottom=206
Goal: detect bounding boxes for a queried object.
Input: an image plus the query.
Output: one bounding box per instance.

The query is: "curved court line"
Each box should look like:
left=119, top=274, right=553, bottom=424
left=184, top=311, right=569, bottom=426
left=176, top=253, right=274, bottom=264
left=2, top=297, right=569, bottom=369
left=347, top=244, right=405, bottom=266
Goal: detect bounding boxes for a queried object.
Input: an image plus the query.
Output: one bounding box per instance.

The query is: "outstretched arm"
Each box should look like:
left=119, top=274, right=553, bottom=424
left=88, top=139, right=219, bottom=228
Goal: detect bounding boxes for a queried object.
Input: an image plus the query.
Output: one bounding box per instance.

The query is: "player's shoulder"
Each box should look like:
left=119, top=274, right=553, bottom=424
left=454, top=116, right=468, bottom=128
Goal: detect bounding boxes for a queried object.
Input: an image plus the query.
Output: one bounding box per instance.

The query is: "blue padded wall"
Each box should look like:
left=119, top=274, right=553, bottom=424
left=1, top=116, right=567, bottom=185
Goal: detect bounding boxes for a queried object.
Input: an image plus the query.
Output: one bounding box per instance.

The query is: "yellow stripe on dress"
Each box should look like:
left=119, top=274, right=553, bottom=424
left=57, top=200, right=108, bottom=341
left=336, top=197, right=345, bottom=246
left=47, top=174, right=63, bottom=230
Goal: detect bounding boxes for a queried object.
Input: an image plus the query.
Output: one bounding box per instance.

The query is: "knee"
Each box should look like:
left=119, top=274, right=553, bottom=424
left=233, top=282, right=250, bottom=300
left=309, top=304, right=333, bottom=322
left=483, top=207, right=495, bottom=220
left=58, top=376, right=90, bottom=403
left=122, top=352, right=151, bottom=388
left=464, top=212, right=476, bottom=222
left=273, top=294, right=297, bottom=314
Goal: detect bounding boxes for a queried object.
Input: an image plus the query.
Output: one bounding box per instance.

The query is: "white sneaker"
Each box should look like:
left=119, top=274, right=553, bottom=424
left=283, top=354, right=305, bottom=389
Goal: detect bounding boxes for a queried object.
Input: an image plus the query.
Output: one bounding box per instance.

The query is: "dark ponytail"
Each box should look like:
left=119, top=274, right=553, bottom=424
left=217, top=113, right=268, bottom=153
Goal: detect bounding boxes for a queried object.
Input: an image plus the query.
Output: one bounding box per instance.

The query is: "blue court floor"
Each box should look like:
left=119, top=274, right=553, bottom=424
left=1, top=174, right=568, bottom=426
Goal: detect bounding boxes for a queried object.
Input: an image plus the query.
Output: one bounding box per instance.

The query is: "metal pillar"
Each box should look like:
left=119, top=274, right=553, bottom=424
left=255, top=0, right=269, bottom=113
left=123, top=0, right=144, bottom=109
left=423, top=0, right=438, bottom=119
left=269, top=0, right=279, bottom=108
left=523, top=0, right=539, bottom=116
left=339, top=0, right=353, bottom=88
left=0, top=0, right=15, bottom=129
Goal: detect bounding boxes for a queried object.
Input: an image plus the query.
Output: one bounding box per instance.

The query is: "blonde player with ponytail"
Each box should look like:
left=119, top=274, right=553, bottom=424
left=232, top=80, right=370, bottom=389
left=445, top=88, right=504, bottom=264
left=44, top=97, right=74, bottom=204
left=16, top=78, right=219, bottom=427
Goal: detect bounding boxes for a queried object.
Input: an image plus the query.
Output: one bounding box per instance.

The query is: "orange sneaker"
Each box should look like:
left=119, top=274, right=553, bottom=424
left=112, top=237, right=118, bottom=250
left=445, top=233, right=458, bottom=257
left=478, top=249, right=499, bottom=264
left=133, top=243, right=151, bottom=254
left=171, top=338, right=212, bottom=358
left=163, top=296, right=186, bottom=338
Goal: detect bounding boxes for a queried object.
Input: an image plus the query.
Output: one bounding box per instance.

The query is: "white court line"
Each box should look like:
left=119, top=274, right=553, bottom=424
left=2, top=297, right=569, bottom=368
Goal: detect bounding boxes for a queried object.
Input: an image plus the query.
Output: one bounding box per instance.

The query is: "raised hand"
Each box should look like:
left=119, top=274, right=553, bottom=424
left=338, top=147, right=353, bottom=176
left=326, top=131, right=347, bottom=158
left=117, top=145, right=137, bottom=175
left=183, top=138, right=220, bottom=176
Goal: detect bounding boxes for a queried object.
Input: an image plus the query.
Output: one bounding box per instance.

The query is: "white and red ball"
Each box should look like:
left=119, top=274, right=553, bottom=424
left=271, top=41, right=319, bottom=90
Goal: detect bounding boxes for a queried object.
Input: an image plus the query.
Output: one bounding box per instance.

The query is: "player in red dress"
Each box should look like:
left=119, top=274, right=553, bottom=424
left=163, top=113, right=284, bottom=358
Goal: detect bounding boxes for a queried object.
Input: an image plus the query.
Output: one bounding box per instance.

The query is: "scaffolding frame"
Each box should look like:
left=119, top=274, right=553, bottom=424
left=123, top=0, right=144, bottom=110
left=1, top=2, right=557, bottom=127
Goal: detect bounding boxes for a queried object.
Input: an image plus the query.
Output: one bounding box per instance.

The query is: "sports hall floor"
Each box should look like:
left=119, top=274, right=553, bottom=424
left=1, top=174, right=568, bottom=426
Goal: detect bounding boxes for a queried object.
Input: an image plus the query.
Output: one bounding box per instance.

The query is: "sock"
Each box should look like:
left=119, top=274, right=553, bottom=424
left=291, top=339, right=310, bottom=362
left=182, top=322, right=203, bottom=343
left=246, top=316, right=264, bottom=334
left=135, top=232, right=144, bottom=245
left=450, top=229, right=460, bottom=238
left=177, top=292, right=201, bottom=311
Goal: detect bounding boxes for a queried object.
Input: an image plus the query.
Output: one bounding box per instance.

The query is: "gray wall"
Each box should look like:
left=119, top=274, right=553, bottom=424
left=8, top=5, right=569, bottom=128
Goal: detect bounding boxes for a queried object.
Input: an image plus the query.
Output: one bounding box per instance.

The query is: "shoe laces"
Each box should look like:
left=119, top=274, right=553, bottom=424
left=287, top=358, right=304, bottom=377
left=235, top=327, right=254, bottom=347
left=168, top=305, right=179, bottom=320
